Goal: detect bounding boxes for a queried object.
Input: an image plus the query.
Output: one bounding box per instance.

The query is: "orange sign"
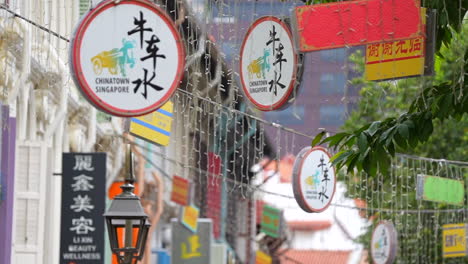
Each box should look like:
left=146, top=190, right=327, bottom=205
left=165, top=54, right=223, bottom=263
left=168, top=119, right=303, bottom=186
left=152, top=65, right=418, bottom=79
left=171, top=176, right=190, bottom=206
left=181, top=205, right=199, bottom=233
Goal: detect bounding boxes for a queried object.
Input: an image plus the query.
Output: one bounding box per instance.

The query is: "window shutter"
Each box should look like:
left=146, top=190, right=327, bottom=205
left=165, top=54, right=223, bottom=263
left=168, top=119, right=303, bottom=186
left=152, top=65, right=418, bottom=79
left=12, top=143, right=48, bottom=264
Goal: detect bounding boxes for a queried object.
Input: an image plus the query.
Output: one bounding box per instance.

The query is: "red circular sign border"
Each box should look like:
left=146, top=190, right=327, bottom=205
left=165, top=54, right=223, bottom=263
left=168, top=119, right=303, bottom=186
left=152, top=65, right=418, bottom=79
left=70, top=0, right=185, bottom=117
left=239, top=16, right=298, bottom=111
left=294, top=146, right=337, bottom=213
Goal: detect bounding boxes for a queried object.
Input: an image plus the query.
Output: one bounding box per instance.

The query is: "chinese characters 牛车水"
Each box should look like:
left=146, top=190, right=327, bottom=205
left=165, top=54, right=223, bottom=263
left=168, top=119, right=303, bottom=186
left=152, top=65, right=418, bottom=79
left=128, top=11, right=167, bottom=100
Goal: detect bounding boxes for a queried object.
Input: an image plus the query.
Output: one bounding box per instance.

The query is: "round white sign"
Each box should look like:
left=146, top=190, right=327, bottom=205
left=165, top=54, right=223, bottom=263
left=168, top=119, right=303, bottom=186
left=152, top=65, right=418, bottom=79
left=292, top=146, right=336, bottom=213
left=371, top=221, right=398, bottom=264
left=239, top=17, right=298, bottom=111
left=70, top=0, right=185, bottom=117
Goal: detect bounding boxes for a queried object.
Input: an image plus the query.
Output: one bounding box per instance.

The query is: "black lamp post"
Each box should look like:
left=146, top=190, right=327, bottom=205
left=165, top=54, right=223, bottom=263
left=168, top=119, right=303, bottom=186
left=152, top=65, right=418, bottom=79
left=104, top=147, right=150, bottom=264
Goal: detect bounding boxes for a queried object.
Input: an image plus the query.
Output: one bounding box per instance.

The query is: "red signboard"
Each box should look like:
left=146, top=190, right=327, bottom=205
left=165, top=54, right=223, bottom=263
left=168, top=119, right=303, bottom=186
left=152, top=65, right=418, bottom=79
left=294, top=0, right=422, bottom=52
left=171, top=175, right=190, bottom=206
left=206, top=152, right=222, bottom=239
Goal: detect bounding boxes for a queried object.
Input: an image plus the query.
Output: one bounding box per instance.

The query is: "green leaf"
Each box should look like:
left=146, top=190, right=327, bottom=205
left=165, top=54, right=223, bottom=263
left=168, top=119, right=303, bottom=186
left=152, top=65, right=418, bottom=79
left=398, top=123, right=409, bottom=139
left=363, top=152, right=377, bottom=177
left=343, top=136, right=356, bottom=148
left=376, top=147, right=390, bottom=175
left=367, top=121, right=381, bottom=136
left=380, top=127, right=395, bottom=144
left=330, top=150, right=353, bottom=165
left=403, top=119, right=415, bottom=130
left=386, top=142, right=395, bottom=157
left=346, top=154, right=359, bottom=175
left=357, top=133, right=368, bottom=151
left=328, top=132, right=351, bottom=147
left=421, top=118, right=434, bottom=141
left=394, top=132, right=408, bottom=150
left=311, top=131, right=326, bottom=147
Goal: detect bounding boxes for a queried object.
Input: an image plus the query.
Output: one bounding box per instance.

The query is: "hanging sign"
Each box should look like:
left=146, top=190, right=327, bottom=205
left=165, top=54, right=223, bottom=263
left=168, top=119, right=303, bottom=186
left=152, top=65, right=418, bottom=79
left=293, top=0, right=422, bottom=52
left=365, top=8, right=432, bottom=81
left=70, top=0, right=185, bottom=117
left=365, top=38, right=425, bottom=81
left=416, top=174, right=465, bottom=206
left=239, top=16, right=298, bottom=111
left=60, top=153, right=106, bottom=263
left=260, top=204, right=283, bottom=238
left=292, top=146, right=336, bottom=213
left=171, top=175, right=190, bottom=206
left=442, top=223, right=468, bottom=258
left=129, top=100, right=173, bottom=146
left=371, top=221, right=398, bottom=264
left=171, top=218, right=212, bottom=264
left=256, top=251, right=272, bottom=264
left=206, top=152, right=222, bottom=239
left=181, top=205, right=200, bottom=233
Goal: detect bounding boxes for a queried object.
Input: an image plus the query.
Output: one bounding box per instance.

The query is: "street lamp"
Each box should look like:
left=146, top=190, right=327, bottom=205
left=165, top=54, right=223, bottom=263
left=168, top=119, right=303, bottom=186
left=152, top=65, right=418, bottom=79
left=104, top=148, right=150, bottom=264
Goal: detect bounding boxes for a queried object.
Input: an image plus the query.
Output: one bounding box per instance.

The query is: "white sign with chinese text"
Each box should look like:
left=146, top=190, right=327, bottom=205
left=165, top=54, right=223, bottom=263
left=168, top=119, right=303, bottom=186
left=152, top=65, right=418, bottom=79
left=371, top=221, right=398, bottom=264
left=240, top=17, right=298, bottom=111
left=70, top=0, right=185, bottom=117
left=292, top=146, right=336, bottom=213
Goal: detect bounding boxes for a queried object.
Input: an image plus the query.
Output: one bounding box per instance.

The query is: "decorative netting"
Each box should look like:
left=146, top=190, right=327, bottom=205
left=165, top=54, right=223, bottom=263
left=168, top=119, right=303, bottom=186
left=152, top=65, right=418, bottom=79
left=0, top=0, right=467, bottom=263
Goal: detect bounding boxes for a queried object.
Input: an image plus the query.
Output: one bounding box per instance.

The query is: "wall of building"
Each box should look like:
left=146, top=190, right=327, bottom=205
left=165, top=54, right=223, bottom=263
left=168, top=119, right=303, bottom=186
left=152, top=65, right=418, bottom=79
left=0, top=106, right=16, bottom=264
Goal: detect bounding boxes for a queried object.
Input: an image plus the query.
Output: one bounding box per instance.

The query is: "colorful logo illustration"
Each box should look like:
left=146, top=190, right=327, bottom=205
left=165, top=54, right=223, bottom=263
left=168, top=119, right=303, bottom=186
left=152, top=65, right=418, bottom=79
left=305, top=169, right=321, bottom=190
left=247, top=48, right=271, bottom=80
left=373, top=229, right=388, bottom=258
left=91, top=38, right=136, bottom=77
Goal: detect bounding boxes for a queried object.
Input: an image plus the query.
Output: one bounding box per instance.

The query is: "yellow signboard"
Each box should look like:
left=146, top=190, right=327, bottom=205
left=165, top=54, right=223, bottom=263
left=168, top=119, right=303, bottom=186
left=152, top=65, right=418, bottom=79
left=443, top=223, right=468, bottom=258
left=256, top=251, right=272, bottom=264
left=365, top=9, right=426, bottom=81
left=181, top=205, right=199, bottom=233
left=129, top=100, right=173, bottom=146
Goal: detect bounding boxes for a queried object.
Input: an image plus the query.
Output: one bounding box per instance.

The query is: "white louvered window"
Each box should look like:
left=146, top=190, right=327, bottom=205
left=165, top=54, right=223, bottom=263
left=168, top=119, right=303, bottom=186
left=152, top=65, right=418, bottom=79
left=13, top=144, right=47, bottom=264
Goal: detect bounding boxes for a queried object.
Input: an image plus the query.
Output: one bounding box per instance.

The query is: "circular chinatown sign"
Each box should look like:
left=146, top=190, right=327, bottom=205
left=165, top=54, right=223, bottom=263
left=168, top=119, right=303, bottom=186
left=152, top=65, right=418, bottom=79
left=70, top=0, right=185, bottom=117
left=371, top=221, right=398, bottom=264
left=239, top=17, right=298, bottom=111
left=292, top=146, right=336, bottom=213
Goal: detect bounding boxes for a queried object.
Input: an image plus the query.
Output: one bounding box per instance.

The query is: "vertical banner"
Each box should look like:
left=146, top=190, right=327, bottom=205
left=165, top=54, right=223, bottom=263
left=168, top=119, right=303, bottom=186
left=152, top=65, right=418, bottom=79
left=60, top=153, right=106, bottom=264
left=261, top=205, right=283, bottom=238
left=171, top=218, right=212, bottom=264
left=206, top=152, right=222, bottom=239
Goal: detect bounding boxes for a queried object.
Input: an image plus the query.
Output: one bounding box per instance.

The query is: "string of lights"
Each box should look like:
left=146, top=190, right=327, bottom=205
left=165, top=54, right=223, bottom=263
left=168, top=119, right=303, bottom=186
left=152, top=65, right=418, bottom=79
left=121, top=135, right=468, bottom=215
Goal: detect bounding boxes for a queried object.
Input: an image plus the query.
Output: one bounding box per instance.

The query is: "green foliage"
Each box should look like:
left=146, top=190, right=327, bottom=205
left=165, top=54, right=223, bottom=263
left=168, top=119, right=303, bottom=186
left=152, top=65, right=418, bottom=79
left=305, top=1, right=467, bottom=263
left=313, top=16, right=468, bottom=176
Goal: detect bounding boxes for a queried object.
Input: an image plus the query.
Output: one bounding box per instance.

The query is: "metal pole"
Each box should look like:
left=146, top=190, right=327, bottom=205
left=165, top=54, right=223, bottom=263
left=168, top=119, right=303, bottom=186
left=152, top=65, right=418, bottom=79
left=124, top=144, right=134, bottom=264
